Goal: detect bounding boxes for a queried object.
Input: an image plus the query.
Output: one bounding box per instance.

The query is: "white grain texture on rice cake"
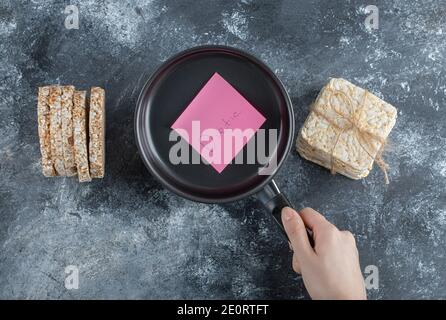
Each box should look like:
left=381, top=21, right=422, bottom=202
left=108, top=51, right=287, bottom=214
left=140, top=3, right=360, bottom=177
left=48, top=86, right=66, bottom=176
left=73, top=90, right=91, bottom=182
left=297, top=135, right=368, bottom=179
left=297, top=136, right=368, bottom=179
left=89, top=87, right=105, bottom=178
left=61, top=85, right=77, bottom=176
left=37, top=86, right=56, bottom=177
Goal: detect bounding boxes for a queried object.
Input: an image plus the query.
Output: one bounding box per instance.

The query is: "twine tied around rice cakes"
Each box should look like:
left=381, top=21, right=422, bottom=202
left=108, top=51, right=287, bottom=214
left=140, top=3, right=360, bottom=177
left=311, top=83, right=390, bottom=184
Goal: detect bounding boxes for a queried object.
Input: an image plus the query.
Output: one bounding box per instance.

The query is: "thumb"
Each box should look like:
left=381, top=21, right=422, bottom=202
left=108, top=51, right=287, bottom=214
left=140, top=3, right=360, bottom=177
left=281, top=207, right=314, bottom=259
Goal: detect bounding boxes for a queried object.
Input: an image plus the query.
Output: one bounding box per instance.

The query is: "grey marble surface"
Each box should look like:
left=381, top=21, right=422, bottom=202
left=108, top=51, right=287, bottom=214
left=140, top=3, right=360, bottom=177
left=0, top=0, right=445, bottom=299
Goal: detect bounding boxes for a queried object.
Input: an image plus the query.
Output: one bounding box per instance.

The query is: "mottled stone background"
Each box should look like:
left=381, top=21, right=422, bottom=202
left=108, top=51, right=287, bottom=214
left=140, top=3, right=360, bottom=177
left=0, top=0, right=445, bottom=299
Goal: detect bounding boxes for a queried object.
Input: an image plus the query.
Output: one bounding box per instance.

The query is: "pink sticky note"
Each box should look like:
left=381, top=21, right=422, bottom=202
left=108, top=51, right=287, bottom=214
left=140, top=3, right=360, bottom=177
left=171, top=72, right=266, bottom=173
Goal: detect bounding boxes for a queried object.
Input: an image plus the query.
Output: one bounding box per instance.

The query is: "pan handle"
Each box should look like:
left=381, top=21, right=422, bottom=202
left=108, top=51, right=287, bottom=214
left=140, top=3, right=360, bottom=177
left=255, top=180, right=314, bottom=246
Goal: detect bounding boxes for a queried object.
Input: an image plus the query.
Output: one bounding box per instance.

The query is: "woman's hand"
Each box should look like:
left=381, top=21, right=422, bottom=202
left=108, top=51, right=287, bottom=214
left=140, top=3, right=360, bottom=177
left=282, top=207, right=367, bottom=300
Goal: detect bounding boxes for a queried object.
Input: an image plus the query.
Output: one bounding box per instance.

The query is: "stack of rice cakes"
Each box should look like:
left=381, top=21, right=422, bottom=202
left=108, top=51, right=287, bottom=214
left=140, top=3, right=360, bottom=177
left=297, top=78, right=397, bottom=180
left=37, top=85, right=105, bottom=182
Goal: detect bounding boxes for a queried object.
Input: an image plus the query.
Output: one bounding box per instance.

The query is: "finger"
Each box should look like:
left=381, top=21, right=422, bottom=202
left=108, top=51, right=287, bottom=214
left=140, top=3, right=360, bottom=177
left=281, top=207, right=314, bottom=260
left=299, top=207, right=331, bottom=232
left=292, top=256, right=301, bottom=274
left=341, top=231, right=358, bottom=257
left=341, top=230, right=356, bottom=244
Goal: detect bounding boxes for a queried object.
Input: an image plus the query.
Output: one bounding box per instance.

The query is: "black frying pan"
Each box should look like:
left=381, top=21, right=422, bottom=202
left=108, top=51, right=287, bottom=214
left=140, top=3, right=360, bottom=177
left=135, top=45, right=310, bottom=241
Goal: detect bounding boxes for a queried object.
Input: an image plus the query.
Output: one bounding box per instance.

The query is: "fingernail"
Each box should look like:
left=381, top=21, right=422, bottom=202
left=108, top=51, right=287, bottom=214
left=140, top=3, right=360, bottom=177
left=282, top=207, right=295, bottom=221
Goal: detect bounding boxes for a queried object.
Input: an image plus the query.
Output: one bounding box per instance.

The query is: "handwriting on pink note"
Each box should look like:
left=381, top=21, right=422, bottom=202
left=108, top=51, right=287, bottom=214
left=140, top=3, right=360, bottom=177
left=171, top=72, right=266, bottom=173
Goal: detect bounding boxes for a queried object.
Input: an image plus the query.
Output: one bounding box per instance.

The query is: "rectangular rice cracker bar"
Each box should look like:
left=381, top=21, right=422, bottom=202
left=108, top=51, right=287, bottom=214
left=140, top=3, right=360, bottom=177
left=73, top=91, right=91, bottom=182
left=61, top=85, right=77, bottom=176
left=37, top=86, right=56, bottom=177
left=89, top=87, right=105, bottom=178
left=49, top=86, right=66, bottom=176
